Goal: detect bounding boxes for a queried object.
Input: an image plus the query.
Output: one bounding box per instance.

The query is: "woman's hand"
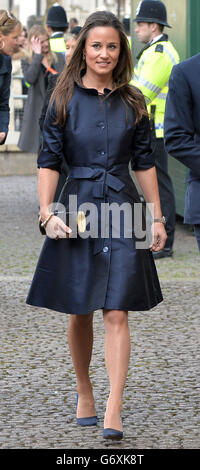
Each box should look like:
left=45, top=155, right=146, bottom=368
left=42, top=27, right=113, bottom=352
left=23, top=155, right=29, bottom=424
left=150, top=222, right=167, bottom=252
left=0, top=132, right=6, bottom=143
left=45, top=215, right=72, bottom=239
left=30, top=36, right=42, bottom=54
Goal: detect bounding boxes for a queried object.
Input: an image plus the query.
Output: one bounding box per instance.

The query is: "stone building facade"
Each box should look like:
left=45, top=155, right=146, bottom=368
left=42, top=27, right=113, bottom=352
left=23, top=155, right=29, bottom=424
left=3, top=0, right=132, bottom=29
left=58, top=1, right=131, bottom=25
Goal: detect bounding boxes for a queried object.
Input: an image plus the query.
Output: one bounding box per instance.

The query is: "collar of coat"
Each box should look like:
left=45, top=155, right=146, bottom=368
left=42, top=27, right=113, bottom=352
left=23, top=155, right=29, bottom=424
left=51, top=32, right=64, bottom=38
left=75, top=69, right=114, bottom=96
left=136, top=33, right=168, bottom=61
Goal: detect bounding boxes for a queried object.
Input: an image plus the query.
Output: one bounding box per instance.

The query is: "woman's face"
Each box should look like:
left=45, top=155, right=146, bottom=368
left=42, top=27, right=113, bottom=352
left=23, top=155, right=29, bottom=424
left=39, top=34, right=50, bottom=55
left=0, top=24, right=21, bottom=56
left=65, top=38, right=77, bottom=64
left=18, top=30, right=27, bottom=48
left=83, top=26, right=120, bottom=78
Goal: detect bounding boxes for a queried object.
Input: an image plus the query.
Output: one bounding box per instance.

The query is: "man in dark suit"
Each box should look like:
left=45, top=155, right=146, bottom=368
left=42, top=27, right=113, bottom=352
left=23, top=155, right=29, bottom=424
left=164, top=55, right=200, bottom=251
left=132, top=0, right=180, bottom=259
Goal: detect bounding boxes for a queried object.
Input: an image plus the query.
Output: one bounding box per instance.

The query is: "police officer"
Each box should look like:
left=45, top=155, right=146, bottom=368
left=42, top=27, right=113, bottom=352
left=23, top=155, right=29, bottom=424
left=132, top=0, right=180, bottom=259
left=46, top=2, right=68, bottom=54
left=122, top=16, right=131, bottom=48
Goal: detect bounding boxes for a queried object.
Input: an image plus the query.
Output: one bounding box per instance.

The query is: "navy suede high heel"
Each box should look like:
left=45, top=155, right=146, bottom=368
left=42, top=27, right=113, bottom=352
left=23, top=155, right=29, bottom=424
left=76, top=394, right=98, bottom=426
left=103, top=428, right=123, bottom=440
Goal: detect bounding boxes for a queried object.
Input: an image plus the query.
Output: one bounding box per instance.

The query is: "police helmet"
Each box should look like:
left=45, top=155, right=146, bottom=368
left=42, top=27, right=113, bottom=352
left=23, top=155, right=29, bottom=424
left=133, top=1, right=171, bottom=28
left=46, top=3, right=68, bottom=28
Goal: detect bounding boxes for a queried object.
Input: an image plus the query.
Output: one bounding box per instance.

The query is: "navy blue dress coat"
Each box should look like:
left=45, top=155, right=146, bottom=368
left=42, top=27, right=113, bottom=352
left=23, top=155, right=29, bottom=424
left=164, top=54, right=200, bottom=224
left=0, top=54, right=12, bottom=145
left=26, top=83, right=163, bottom=315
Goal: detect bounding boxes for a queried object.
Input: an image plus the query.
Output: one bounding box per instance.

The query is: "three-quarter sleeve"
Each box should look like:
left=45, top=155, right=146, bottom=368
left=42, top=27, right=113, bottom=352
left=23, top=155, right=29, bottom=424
left=131, top=114, right=155, bottom=171
left=37, top=101, right=64, bottom=173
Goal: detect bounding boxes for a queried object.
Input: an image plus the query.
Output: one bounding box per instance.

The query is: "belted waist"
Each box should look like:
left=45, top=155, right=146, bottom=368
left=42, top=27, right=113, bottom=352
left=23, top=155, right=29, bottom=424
left=68, top=165, right=129, bottom=198
left=67, top=165, right=130, bottom=255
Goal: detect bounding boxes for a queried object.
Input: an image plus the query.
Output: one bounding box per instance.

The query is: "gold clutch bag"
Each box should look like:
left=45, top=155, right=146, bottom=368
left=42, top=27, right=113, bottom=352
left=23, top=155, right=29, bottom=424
left=38, top=210, right=86, bottom=235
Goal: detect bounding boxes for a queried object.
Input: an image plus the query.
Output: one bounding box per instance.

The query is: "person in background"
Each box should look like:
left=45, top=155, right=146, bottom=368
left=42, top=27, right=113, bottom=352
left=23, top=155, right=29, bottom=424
left=70, top=25, right=82, bottom=37
left=14, top=26, right=28, bottom=97
left=46, top=3, right=68, bottom=54
left=40, top=30, right=81, bottom=131
left=18, top=26, right=28, bottom=50
left=65, top=31, right=80, bottom=63
left=10, top=32, right=27, bottom=133
left=69, top=17, right=79, bottom=32
left=122, top=16, right=131, bottom=48
left=132, top=0, right=180, bottom=259
left=39, top=29, right=81, bottom=201
left=164, top=56, right=200, bottom=252
left=0, top=9, right=22, bottom=145
left=18, top=25, right=65, bottom=153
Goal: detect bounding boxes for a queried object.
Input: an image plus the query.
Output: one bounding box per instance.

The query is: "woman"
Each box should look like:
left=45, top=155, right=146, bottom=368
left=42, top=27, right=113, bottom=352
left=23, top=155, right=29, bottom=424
left=39, top=30, right=80, bottom=132
left=65, top=31, right=80, bottom=64
left=0, top=10, right=21, bottom=144
left=39, top=31, right=81, bottom=201
left=18, top=26, right=28, bottom=50
left=18, top=25, right=65, bottom=153
left=9, top=29, right=28, bottom=133
left=26, top=11, right=167, bottom=440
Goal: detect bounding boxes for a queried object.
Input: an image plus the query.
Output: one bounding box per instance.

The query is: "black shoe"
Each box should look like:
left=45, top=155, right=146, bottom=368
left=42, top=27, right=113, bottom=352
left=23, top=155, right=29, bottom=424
left=153, top=248, right=173, bottom=260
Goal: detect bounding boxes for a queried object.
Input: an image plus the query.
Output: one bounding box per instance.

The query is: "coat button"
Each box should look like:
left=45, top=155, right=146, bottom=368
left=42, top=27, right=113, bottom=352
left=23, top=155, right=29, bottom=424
left=103, top=246, right=109, bottom=253
left=100, top=151, right=105, bottom=155
left=98, top=121, right=105, bottom=129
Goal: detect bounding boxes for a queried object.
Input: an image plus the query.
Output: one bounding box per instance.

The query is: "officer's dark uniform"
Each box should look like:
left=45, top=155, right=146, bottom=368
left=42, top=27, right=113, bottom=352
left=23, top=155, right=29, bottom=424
left=46, top=3, right=68, bottom=54
left=132, top=1, right=180, bottom=258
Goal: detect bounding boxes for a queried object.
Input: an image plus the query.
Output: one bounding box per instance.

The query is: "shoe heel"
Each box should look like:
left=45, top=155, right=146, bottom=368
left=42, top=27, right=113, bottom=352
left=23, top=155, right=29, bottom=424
left=76, top=393, right=98, bottom=427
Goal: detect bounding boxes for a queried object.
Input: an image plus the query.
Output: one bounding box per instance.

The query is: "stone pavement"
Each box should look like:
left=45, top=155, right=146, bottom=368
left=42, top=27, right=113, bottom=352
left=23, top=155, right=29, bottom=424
left=0, top=175, right=199, bottom=450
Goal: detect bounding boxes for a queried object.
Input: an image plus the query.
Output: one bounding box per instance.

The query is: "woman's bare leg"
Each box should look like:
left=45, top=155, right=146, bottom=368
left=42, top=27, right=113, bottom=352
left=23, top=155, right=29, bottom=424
left=67, top=312, right=96, bottom=418
left=103, top=309, right=131, bottom=431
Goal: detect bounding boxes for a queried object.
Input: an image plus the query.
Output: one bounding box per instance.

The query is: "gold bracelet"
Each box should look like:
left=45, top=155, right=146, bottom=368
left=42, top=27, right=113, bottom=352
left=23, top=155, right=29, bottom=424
left=41, top=213, right=54, bottom=228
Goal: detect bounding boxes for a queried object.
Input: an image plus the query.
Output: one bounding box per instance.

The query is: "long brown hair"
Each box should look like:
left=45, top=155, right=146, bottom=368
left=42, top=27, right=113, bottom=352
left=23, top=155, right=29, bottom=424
left=51, top=11, right=147, bottom=126
left=0, top=9, right=21, bottom=37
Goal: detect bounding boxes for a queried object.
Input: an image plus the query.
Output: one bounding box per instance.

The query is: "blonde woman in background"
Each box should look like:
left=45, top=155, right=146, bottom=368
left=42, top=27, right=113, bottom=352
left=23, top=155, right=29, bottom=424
left=18, top=25, right=65, bottom=153
left=39, top=30, right=81, bottom=201
left=0, top=9, right=21, bottom=144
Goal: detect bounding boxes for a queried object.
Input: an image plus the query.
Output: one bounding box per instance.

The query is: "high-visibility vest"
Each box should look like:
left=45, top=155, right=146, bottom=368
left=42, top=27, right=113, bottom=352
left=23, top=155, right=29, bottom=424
left=49, top=36, right=66, bottom=53
left=127, top=35, right=132, bottom=50
left=132, top=37, right=180, bottom=138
